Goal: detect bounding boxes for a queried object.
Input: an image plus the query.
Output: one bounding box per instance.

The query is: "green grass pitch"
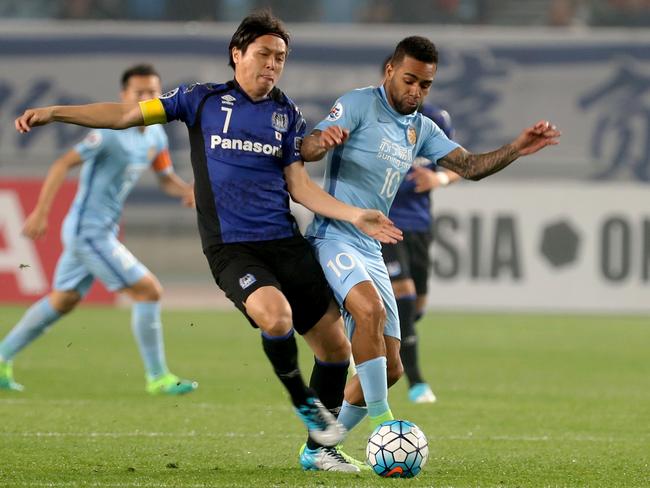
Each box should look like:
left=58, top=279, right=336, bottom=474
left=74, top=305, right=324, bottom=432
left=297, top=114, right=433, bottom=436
left=0, top=306, right=648, bottom=487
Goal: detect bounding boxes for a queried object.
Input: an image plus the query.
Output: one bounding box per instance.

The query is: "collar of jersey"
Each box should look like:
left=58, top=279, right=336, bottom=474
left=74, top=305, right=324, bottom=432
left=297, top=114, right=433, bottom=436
left=376, top=85, right=417, bottom=125
left=231, top=78, right=281, bottom=104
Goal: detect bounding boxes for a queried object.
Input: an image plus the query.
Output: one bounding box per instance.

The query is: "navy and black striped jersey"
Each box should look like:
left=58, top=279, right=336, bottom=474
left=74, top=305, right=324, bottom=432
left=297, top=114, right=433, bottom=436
left=152, top=80, right=306, bottom=248
left=388, top=103, right=455, bottom=232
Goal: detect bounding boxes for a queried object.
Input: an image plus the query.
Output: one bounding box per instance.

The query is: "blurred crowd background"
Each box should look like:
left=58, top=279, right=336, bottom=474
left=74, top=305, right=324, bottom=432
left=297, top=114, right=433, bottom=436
left=2, top=0, right=650, bottom=27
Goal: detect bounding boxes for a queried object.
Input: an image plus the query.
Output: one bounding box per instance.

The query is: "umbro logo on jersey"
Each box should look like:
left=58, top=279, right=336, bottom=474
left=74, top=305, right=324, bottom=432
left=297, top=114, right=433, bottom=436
left=221, top=94, right=236, bottom=105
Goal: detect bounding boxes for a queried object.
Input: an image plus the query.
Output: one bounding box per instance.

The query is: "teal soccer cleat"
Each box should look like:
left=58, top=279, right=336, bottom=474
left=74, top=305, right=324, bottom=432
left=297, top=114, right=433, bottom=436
left=0, top=360, right=24, bottom=392
left=146, top=372, right=198, bottom=396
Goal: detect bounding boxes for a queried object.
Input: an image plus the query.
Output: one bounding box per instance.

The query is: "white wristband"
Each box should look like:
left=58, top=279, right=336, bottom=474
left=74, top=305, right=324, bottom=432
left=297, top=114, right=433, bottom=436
left=437, top=171, right=450, bottom=187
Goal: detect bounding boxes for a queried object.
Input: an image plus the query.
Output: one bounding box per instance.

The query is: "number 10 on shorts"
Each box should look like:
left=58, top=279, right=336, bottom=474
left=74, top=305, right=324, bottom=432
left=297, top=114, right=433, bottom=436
left=326, top=252, right=357, bottom=278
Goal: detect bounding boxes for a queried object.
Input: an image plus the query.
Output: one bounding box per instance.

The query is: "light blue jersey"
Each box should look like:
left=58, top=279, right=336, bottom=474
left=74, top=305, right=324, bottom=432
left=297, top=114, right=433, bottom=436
left=63, top=126, right=170, bottom=238
left=306, top=86, right=459, bottom=252
left=305, top=86, right=459, bottom=339
left=55, top=126, right=172, bottom=293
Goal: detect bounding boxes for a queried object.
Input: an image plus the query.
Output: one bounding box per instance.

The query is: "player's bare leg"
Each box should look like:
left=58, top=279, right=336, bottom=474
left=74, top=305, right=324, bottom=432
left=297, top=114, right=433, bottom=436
left=340, top=281, right=397, bottom=428
left=246, top=287, right=344, bottom=447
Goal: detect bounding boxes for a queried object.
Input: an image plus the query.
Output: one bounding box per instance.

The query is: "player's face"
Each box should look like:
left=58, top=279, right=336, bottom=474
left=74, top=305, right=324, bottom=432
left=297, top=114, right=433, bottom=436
left=232, top=34, right=287, bottom=99
left=385, top=56, right=436, bottom=115
left=121, top=75, right=162, bottom=103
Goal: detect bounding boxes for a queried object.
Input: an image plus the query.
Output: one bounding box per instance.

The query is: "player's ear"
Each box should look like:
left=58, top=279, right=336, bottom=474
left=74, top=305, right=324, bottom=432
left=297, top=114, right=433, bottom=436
left=231, top=47, right=241, bottom=65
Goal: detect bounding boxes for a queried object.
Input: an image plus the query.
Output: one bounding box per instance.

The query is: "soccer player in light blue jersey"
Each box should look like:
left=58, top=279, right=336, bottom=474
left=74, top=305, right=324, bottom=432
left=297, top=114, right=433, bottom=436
left=0, top=64, right=197, bottom=396
left=301, top=36, right=561, bottom=439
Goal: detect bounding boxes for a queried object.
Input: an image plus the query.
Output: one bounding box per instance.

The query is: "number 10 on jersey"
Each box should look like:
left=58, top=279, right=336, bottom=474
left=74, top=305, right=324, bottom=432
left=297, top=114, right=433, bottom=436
left=380, top=168, right=401, bottom=198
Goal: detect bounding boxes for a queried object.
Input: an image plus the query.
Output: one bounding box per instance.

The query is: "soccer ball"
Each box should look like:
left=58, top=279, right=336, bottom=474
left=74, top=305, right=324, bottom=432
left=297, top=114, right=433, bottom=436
left=366, top=420, right=428, bottom=478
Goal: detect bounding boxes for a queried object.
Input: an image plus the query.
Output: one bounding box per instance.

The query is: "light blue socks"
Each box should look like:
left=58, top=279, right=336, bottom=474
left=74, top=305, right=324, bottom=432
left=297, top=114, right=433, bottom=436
left=0, top=296, right=61, bottom=361
left=131, top=301, right=168, bottom=379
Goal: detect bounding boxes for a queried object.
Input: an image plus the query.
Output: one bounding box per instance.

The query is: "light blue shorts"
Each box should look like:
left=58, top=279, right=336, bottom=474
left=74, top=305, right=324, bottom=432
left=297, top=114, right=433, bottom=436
left=308, top=236, right=400, bottom=340
left=53, top=233, right=149, bottom=295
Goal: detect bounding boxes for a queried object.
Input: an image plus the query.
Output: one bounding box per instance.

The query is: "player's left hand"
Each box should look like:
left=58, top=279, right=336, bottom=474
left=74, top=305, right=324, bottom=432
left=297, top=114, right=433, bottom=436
left=513, top=120, right=561, bottom=157
left=407, top=166, right=443, bottom=193
left=353, top=209, right=403, bottom=244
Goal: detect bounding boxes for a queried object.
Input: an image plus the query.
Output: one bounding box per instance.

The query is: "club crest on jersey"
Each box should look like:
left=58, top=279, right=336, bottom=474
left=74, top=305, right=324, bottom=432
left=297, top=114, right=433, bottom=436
left=221, top=94, right=236, bottom=105
left=239, top=273, right=256, bottom=290
left=407, top=126, right=417, bottom=145
left=327, top=102, right=343, bottom=121
left=160, top=87, right=179, bottom=99
left=271, top=112, right=288, bottom=132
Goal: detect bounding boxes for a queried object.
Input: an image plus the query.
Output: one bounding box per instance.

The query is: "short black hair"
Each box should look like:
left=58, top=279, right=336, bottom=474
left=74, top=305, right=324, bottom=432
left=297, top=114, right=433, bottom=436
left=391, top=36, right=438, bottom=67
left=228, top=10, right=290, bottom=69
left=121, top=64, right=160, bottom=89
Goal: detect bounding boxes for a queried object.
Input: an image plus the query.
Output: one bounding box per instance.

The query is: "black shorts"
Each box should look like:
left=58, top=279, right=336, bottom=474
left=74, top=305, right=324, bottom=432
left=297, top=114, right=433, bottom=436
left=381, top=230, right=433, bottom=296
left=204, top=235, right=333, bottom=335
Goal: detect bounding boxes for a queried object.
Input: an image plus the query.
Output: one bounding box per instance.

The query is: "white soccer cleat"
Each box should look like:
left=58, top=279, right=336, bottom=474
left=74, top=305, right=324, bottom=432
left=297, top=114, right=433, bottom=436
left=295, top=397, right=346, bottom=447
left=300, top=445, right=361, bottom=472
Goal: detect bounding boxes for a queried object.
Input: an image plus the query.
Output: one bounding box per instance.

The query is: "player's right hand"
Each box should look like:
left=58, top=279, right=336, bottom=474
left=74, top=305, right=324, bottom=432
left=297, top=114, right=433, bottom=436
left=319, top=126, right=349, bottom=150
left=22, top=211, right=48, bottom=240
left=15, top=107, right=54, bottom=133
left=353, top=209, right=403, bottom=244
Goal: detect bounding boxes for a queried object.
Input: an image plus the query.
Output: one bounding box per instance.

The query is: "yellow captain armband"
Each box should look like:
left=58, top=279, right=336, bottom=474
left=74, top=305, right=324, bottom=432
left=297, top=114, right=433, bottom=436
left=139, top=99, right=167, bottom=125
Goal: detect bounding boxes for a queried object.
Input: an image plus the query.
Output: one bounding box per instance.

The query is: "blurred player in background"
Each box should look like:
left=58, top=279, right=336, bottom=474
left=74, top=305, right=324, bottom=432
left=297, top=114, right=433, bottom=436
left=379, top=56, right=461, bottom=404
left=0, top=64, right=198, bottom=396
left=13, top=12, right=402, bottom=472
left=300, top=35, right=560, bottom=446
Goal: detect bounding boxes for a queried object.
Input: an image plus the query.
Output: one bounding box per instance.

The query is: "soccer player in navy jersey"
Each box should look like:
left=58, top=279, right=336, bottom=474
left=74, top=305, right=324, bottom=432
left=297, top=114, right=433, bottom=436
left=300, top=36, right=560, bottom=444
left=383, top=102, right=460, bottom=404
left=1, top=64, right=197, bottom=396
left=15, top=11, right=402, bottom=472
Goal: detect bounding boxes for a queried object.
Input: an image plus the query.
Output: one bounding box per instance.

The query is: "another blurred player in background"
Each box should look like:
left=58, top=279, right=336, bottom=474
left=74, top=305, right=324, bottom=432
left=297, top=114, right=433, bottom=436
left=0, top=64, right=198, bottom=396
left=379, top=56, right=461, bottom=404
left=300, top=36, right=560, bottom=445
left=13, top=12, right=402, bottom=472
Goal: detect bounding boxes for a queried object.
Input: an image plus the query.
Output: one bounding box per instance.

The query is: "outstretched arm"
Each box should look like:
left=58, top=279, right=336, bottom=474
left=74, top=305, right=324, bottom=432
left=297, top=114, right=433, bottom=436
left=158, top=173, right=195, bottom=208
left=284, top=161, right=402, bottom=244
left=15, top=102, right=145, bottom=133
left=437, top=120, right=561, bottom=181
left=22, top=149, right=83, bottom=239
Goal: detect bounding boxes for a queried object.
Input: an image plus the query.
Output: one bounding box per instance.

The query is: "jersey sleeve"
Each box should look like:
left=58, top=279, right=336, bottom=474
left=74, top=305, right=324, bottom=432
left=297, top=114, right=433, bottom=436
left=282, top=106, right=307, bottom=166
left=417, top=118, right=460, bottom=164
left=314, top=90, right=362, bottom=133
left=140, top=84, right=203, bottom=126
left=73, top=129, right=109, bottom=162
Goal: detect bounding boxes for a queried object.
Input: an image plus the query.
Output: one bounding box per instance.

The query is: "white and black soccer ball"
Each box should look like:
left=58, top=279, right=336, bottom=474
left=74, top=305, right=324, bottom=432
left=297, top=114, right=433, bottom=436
left=366, top=420, right=429, bottom=478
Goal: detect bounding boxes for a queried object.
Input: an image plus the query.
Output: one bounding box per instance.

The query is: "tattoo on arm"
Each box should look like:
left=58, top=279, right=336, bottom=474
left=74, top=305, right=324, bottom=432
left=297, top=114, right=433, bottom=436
left=438, top=144, right=520, bottom=181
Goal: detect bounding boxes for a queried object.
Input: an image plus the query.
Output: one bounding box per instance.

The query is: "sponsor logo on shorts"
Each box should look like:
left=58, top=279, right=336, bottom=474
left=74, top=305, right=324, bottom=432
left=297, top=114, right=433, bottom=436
left=386, top=261, right=402, bottom=277
left=239, top=273, right=257, bottom=289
